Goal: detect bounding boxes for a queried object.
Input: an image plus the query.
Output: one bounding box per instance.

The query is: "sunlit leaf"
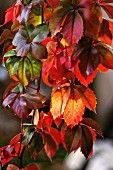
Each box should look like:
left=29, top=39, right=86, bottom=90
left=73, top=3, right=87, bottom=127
left=17, top=55, right=42, bottom=86
left=6, top=56, right=20, bottom=77
left=76, top=85, right=97, bottom=112
left=51, top=84, right=85, bottom=127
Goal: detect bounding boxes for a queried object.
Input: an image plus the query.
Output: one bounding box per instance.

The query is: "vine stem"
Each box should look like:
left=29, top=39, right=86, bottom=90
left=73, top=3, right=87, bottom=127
left=18, top=119, right=25, bottom=169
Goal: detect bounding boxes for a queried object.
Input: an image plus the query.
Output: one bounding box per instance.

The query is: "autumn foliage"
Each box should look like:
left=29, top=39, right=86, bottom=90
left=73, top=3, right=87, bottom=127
left=0, top=0, right=113, bottom=169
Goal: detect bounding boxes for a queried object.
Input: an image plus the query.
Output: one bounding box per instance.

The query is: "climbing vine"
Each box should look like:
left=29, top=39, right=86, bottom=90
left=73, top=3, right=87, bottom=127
left=0, top=0, right=113, bottom=169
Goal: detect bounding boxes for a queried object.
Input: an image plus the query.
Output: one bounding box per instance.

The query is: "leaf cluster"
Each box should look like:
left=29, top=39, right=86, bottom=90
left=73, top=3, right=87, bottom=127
left=0, top=0, right=113, bottom=168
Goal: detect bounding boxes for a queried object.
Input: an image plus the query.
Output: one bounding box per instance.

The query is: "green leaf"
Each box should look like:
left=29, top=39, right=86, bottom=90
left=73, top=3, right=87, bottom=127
left=6, top=56, right=20, bottom=76
left=28, top=132, right=44, bottom=159
left=12, top=83, right=24, bottom=94
left=22, top=124, right=36, bottom=146
left=17, top=56, right=42, bottom=86
left=81, top=125, right=93, bottom=159
left=27, top=55, right=42, bottom=80
left=22, top=0, right=32, bottom=5
left=4, top=49, right=16, bottom=57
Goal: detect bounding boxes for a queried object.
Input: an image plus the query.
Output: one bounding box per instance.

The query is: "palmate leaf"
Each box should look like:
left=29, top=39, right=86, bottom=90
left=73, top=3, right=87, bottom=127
left=51, top=83, right=97, bottom=127
left=49, top=0, right=100, bottom=45
left=13, top=23, right=49, bottom=59
left=49, top=6, right=83, bottom=46
left=72, top=37, right=113, bottom=86
left=50, top=84, right=85, bottom=127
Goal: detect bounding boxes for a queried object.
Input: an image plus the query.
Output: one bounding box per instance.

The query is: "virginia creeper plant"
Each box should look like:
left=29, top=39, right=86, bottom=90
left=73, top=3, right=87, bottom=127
left=0, top=0, right=113, bottom=169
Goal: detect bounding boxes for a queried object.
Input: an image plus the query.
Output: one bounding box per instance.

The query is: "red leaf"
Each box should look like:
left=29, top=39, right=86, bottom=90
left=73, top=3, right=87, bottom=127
left=7, top=163, right=39, bottom=170
left=82, top=10, right=100, bottom=39
left=46, top=0, right=60, bottom=8
left=50, top=127, right=61, bottom=146
left=64, top=126, right=82, bottom=153
left=97, top=45, right=113, bottom=69
left=37, top=111, right=53, bottom=133
left=10, top=134, right=21, bottom=145
left=74, top=59, right=98, bottom=86
left=0, top=7, right=14, bottom=27
left=21, top=163, right=39, bottom=170
left=81, top=125, right=93, bottom=158
left=98, top=63, right=108, bottom=72
left=61, top=12, right=83, bottom=45
left=99, top=19, right=112, bottom=46
left=3, top=146, right=15, bottom=159
left=3, top=81, right=19, bottom=99
left=43, top=133, right=58, bottom=160
left=54, top=116, right=63, bottom=128
left=81, top=118, right=103, bottom=137
left=12, top=97, right=29, bottom=119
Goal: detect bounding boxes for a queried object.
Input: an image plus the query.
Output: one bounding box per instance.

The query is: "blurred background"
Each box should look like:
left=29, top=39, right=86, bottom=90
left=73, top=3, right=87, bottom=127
left=1, top=1, right=113, bottom=170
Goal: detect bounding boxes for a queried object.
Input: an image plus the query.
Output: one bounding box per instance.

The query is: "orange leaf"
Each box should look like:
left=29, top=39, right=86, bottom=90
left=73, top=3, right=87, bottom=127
left=50, top=89, right=62, bottom=119
left=51, top=84, right=85, bottom=127
left=76, top=85, right=97, bottom=112
left=64, top=98, right=85, bottom=126
left=74, top=59, right=98, bottom=87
